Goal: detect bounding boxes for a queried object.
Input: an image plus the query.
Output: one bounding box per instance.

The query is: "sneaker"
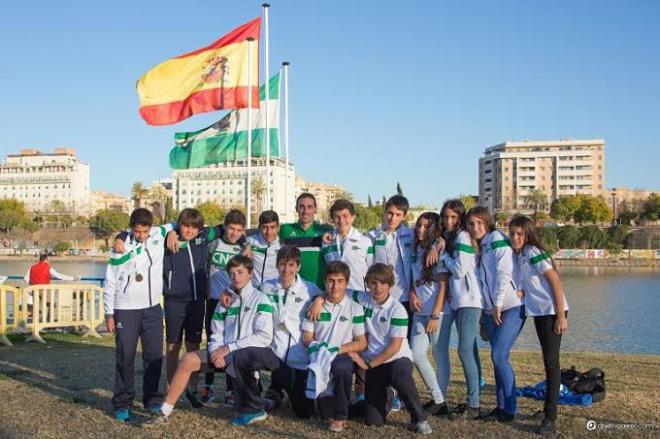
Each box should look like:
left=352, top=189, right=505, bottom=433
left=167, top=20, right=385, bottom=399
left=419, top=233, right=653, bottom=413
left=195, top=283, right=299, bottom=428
left=328, top=420, right=345, bottom=433
left=200, top=385, right=215, bottom=404
left=146, top=404, right=162, bottom=415
left=356, top=393, right=365, bottom=402
left=498, top=412, right=515, bottom=423
left=480, top=376, right=486, bottom=388
left=264, top=390, right=282, bottom=411
left=433, top=402, right=449, bottom=416
left=537, top=418, right=556, bottom=435
left=223, top=391, right=235, bottom=408
left=479, top=407, right=502, bottom=421
left=391, top=396, right=402, bottom=412
left=416, top=420, right=433, bottom=435
left=114, top=408, right=131, bottom=422
left=185, top=390, right=204, bottom=409
left=448, top=404, right=480, bottom=421
left=423, top=400, right=447, bottom=416
left=142, top=414, right=168, bottom=427
left=232, top=411, right=268, bottom=426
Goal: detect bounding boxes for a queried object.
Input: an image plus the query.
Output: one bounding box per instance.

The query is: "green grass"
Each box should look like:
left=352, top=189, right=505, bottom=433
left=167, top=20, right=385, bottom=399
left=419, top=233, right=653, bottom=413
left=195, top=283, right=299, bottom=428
left=0, top=334, right=658, bottom=438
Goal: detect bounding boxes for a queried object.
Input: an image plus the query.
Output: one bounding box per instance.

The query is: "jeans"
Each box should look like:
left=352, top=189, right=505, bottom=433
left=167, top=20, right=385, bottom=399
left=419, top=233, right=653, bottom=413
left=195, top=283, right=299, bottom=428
left=455, top=307, right=482, bottom=408
left=410, top=312, right=453, bottom=403
left=483, top=306, right=526, bottom=415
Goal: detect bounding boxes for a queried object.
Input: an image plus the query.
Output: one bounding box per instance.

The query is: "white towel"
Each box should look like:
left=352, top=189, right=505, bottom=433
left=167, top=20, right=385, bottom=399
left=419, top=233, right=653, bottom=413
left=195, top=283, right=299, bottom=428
left=305, top=341, right=338, bottom=399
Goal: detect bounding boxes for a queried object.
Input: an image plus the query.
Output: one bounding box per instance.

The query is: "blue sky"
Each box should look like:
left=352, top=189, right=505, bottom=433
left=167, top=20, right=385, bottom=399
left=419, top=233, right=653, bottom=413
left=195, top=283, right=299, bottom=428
left=1, top=0, right=658, bottom=207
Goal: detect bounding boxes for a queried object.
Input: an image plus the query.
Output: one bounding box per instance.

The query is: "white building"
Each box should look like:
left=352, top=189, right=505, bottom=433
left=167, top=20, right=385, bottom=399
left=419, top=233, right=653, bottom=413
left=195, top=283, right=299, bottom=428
left=294, top=176, right=349, bottom=222
left=479, top=139, right=606, bottom=213
left=172, top=157, right=296, bottom=223
left=0, top=148, right=90, bottom=214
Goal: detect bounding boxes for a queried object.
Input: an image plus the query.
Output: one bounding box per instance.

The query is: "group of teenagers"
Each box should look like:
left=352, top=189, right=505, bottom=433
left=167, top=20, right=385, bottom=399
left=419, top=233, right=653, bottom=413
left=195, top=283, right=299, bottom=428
left=103, top=192, right=569, bottom=435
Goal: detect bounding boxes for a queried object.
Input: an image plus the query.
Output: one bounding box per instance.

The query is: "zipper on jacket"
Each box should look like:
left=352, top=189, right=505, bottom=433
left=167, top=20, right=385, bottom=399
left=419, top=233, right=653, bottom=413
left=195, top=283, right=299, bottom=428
left=236, top=294, right=243, bottom=341
left=260, top=244, right=269, bottom=288
left=123, top=275, right=132, bottom=294
left=187, top=245, right=197, bottom=301
left=479, top=255, right=495, bottom=309
left=145, top=246, right=153, bottom=307
left=168, top=270, right=172, bottom=291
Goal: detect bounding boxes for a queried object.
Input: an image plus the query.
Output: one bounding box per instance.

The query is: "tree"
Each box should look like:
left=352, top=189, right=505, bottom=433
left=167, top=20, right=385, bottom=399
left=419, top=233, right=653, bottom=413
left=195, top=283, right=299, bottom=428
left=641, top=193, right=660, bottom=222
left=574, top=197, right=612, bottom=224
left=89, top=209, right=129, bottom=247
left=251, top=176, right=267, bottom=217
left=458, top=194, right=476, bottom=210
left=331, top=190, right=354, bottom=203
left=149, top=184, right=168, bottom=218
left=579, top=225, right=609, bottom=248
left=131, top=182, right=149, bottom=209
left=396, top=182, right=403, bottom=196
left=0, top=210, right=24, bottom=233
left=550, top=196, right=582, bottom=222
left=494, top=212, right=509, bottom=226
left=523, top=189, right=548, bottom=222
left=557, top=225, right=580, bottom=248
left=0, top=199, right=29, bottom=233
left=197, top=201, right=225, bottom=226
left=54, top=241, right=71, bottom=255
left=367, top=195, right=373, bottom=208
left=353, top=204, right=383, bottom=232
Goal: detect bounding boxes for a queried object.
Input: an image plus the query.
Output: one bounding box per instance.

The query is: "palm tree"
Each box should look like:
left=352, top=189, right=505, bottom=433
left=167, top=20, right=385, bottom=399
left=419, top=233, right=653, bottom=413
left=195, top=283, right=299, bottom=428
left=523, top=188, right=549, bottom=222
left=251, top=176, right=267, bottom=219
left=149, top=184, right=169, bottom=218
left=131, top=182, right=149, bottom=209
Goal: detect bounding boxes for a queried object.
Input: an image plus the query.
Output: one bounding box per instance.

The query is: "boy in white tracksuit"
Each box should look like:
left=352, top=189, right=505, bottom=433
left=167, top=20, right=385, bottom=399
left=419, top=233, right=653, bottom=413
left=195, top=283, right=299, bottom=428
left=260, top=245, right=322, bottom=418
left=104, top=208, right=174, bottom=421
left=321, top=199, right=373, bottom=291
left=247, top=210, right=281, bottom=288
left=146, top=255, right=274, bottom=427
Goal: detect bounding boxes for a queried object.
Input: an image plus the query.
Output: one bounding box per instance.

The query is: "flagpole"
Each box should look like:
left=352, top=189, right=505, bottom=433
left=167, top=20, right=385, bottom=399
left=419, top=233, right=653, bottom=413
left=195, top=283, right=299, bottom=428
left=263, top=3, right=271, bottom=211
left=282, top=61, right=290, bottom=220
left=247, top=37, right=255, bottom=229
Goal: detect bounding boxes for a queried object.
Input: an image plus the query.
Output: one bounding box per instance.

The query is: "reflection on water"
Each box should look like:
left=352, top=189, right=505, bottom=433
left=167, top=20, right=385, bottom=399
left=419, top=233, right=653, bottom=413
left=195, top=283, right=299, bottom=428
left=2, top=262, right=659, bottom=354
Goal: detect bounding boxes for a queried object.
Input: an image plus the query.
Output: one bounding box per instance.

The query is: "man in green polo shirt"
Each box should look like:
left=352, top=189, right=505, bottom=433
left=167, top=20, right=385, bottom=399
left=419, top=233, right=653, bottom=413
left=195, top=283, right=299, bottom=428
left=279, top=193, right=332, bottom=289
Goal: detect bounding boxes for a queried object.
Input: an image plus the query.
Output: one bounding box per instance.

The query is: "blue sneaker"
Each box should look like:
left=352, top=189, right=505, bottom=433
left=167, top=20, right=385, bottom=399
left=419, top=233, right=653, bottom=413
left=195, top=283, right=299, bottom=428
left=231, top=410, right=267, bottom=426
left=114, top=408, right=131, bottom=422
left=391, top=397, right=402, bottom=412
left=147, top=405, right=162, bottom=415
left=480, top=376, right=486, bottom=388
left=356, top=393, right=365, bottom=402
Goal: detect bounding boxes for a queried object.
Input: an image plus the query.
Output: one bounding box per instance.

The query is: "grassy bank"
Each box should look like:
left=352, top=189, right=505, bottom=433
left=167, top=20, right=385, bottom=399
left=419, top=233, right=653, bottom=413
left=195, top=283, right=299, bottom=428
left=0, top=334, right=657, bottom=438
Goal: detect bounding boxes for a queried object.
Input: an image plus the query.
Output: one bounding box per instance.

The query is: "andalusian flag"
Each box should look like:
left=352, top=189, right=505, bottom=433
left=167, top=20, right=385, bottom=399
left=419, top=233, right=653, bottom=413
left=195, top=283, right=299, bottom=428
left=137, top=18, right=261, bottom=126
left=169, top=73, right=280, bottom=169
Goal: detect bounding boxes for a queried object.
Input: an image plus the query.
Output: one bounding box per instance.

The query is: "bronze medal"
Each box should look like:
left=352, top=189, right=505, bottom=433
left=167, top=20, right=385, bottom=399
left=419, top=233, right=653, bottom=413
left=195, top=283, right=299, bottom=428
left=135, top=273, right=144, bottom=282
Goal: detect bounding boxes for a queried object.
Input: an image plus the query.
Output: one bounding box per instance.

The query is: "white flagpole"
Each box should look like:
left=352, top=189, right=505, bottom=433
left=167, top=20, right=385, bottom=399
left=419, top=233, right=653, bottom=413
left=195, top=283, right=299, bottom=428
left=282, top=61, right=290, bottom=220
left=263, top=3, right=271, bottom=211
left=247, top=37, right=255, bottom=228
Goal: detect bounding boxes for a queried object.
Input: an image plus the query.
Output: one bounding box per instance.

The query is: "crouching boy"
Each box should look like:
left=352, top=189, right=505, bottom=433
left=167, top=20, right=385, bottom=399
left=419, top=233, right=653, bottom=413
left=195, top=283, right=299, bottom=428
left=302, top=261, right=367, bottom=433
left=145, top=255, right=275, bottom=426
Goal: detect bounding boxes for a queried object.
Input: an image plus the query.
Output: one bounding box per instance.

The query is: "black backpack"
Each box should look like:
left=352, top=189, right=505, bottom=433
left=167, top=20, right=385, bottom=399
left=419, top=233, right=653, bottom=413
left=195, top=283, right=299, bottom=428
left=561, top=366, right=606, bottom=403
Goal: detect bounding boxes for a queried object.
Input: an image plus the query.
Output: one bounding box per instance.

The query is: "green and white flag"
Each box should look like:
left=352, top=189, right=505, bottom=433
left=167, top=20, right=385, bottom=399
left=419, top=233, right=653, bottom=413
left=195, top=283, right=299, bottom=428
left=169, top=73, right=280, bottom=169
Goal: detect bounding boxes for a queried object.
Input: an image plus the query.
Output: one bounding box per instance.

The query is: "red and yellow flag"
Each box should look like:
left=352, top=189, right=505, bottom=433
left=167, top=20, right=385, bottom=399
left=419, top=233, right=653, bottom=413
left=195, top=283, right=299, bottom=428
left=137, top=18, right=261, bottom=126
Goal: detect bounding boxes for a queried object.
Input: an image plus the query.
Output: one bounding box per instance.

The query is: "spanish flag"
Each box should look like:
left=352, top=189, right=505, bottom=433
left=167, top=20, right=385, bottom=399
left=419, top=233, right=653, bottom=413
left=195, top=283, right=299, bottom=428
left=137, top=18, right=261, bottom=126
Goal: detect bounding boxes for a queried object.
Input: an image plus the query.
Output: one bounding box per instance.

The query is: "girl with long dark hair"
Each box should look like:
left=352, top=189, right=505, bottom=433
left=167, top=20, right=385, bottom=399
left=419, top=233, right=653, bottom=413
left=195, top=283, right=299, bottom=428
left=509, top=215, right=569, bottom=435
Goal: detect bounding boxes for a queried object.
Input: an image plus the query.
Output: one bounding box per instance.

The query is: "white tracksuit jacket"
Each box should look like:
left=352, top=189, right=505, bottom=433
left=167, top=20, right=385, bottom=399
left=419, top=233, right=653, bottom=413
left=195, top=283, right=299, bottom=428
left=321, top=227, right=373, bottom=291
left=477, top=229, right=523, bottom=314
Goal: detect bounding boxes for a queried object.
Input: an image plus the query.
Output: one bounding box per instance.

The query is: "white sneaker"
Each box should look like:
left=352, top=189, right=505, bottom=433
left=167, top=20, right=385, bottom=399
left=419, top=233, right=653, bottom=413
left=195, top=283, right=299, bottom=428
left=416, top=420, right=433, bottom=435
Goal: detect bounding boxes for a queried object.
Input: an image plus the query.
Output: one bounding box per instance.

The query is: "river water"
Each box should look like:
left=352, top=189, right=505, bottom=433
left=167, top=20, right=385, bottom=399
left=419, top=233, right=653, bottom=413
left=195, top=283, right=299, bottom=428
left=2, top=261, right=658, bottom=355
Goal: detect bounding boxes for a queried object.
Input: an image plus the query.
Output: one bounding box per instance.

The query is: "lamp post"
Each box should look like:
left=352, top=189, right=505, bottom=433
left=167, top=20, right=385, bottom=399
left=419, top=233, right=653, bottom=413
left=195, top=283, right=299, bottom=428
left=611, top=188, right=617, bottom=226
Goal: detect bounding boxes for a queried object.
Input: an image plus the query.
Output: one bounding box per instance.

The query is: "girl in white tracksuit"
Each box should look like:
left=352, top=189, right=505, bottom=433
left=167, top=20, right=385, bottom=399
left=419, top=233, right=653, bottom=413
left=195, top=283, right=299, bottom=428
left=438, top=199, right=483, bottom=418
left=509, top=215, right=569, bottom=435
left=467, top=207, right=525, bottom=422
left=408, top=212, right=451, bottom=415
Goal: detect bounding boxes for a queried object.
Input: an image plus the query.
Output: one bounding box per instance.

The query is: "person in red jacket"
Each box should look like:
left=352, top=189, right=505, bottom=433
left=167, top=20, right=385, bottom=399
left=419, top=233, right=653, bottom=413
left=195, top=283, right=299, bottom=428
left=24, top=254, right=75, bottom=285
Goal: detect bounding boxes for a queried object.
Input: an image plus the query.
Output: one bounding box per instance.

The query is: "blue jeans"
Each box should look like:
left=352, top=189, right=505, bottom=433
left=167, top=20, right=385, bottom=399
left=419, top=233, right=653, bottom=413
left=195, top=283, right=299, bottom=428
left=483, top=306, right=526, bottom=415
left=455, top=307, right=482, bottom=408
left=410, top=312, right=454, bottom=403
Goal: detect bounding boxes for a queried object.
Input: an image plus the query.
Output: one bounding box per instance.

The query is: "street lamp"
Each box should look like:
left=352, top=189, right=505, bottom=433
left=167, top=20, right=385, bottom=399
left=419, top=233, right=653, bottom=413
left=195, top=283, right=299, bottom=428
left=611, top=188, right=617, bottom=226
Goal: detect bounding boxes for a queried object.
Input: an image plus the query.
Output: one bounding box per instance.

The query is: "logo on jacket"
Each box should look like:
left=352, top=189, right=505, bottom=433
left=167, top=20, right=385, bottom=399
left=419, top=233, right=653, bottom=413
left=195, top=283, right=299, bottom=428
left=244, top=306, right=251, bottom=312
left=116, top=322, right=123, bottom=329
left=339, top=316, right=348, bottom=322
left=295, top=297, right=303, bottom=303
left=379, top=317, right=387, bottom=323
left=352, top=246, right=360, bottom=250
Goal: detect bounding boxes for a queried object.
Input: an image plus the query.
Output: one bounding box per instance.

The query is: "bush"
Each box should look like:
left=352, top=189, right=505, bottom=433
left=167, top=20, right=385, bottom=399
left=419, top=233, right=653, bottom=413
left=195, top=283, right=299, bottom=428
left=558, top=225, right=580, bottom=248
left=538, top=227, right=559, bottom=253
